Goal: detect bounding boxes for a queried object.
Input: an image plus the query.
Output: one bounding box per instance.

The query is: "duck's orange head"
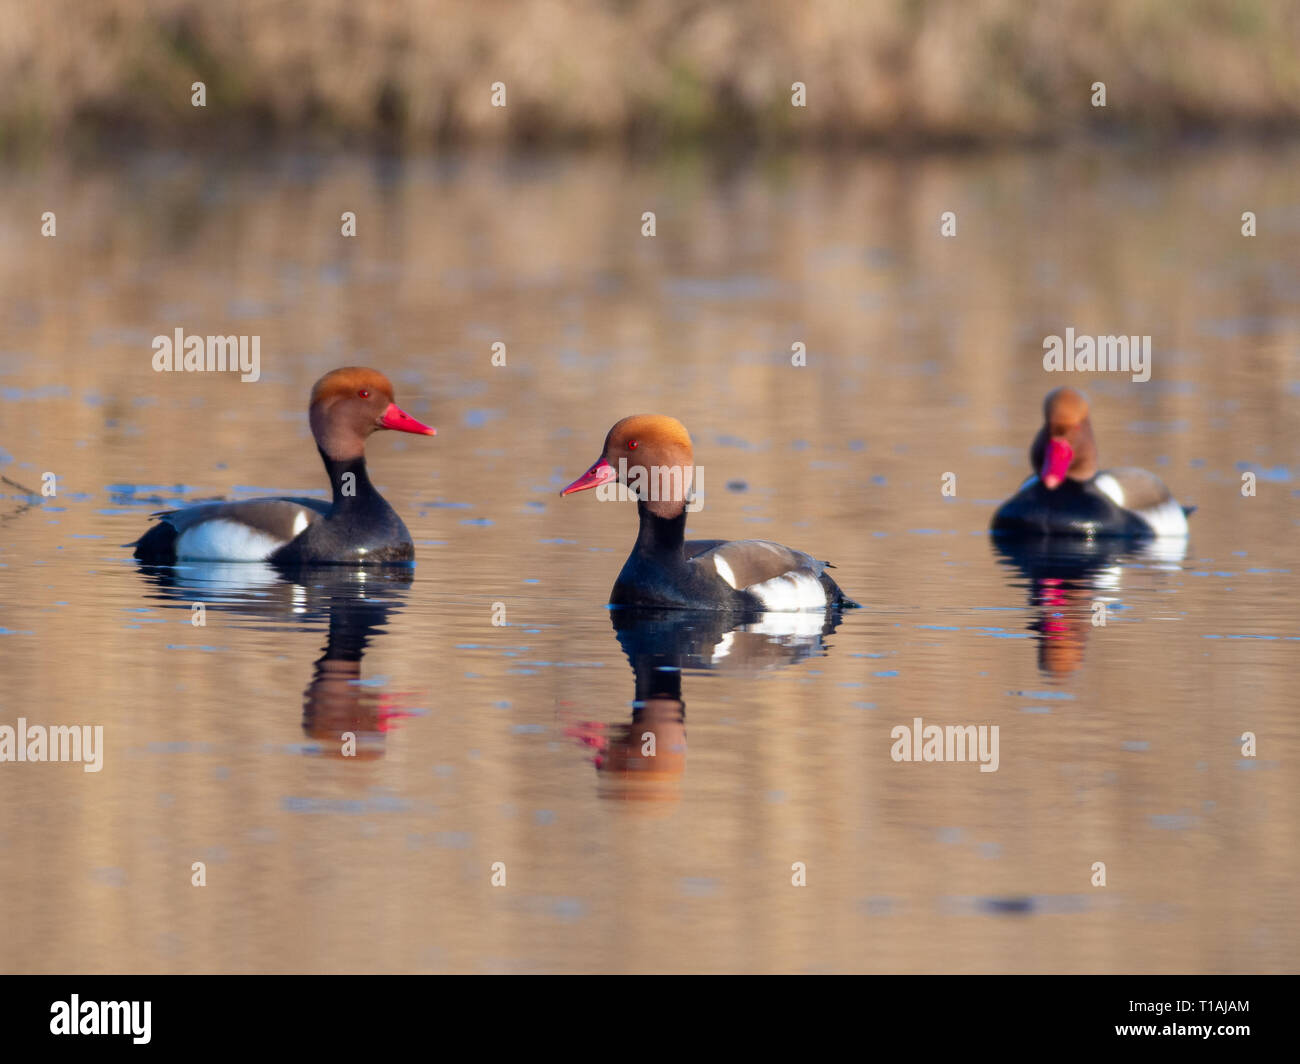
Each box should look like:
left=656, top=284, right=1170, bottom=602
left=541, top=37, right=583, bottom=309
left=1033, top=387, right=1098, bottom=489
left=562, top=415, right=695, bottom=517
left=308, top=367, right=435, bottom=461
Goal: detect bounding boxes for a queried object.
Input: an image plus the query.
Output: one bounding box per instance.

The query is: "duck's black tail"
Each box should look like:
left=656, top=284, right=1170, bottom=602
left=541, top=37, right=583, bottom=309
left=130, top=520, right=178, bottom=563
left=820, top=570, right=861, bottom=609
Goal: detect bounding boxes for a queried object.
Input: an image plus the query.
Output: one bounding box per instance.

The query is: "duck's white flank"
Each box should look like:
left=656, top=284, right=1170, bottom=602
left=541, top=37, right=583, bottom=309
left=746, top=571, right=828, bottom=611
left=175, top=520, right=286, bottom=562
left=712, top=552, right=828, bottom=611
left=1093, top=473, right=1189, bottom=536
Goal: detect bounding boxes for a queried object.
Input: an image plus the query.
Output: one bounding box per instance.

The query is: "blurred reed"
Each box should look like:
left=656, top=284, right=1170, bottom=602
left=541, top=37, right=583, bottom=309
left=2, top=0, right=1298, bottom=152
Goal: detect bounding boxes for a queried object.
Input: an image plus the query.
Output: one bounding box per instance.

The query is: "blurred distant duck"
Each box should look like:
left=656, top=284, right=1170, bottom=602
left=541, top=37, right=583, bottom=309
left=991, top=387, right=1191, bottom=538
left=561, top=415, right=856, bottom=611
left=132, top=367, right=435, bottom=565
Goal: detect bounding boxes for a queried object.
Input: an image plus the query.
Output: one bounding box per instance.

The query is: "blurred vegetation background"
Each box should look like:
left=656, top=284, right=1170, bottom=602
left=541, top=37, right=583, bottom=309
left=2, top=0, right=1298, bottom=151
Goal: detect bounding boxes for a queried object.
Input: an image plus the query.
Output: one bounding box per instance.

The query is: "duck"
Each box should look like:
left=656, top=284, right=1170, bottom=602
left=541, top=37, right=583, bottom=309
left=131, top=367, right=435, bottom=566
left=561, top=415, right=856, bottom=611
left=991, top=386, right=1191, bottom=538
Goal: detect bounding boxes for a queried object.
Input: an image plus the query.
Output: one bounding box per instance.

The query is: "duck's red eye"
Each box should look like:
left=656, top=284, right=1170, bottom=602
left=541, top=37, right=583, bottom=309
left=628, top=440, right=638, bottom=450
left=358, top=389, right=370, bottom=399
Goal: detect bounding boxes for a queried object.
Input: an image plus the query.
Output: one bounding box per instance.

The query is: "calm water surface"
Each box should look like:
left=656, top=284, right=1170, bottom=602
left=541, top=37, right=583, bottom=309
left=0, top=146, right=1297, bottom=973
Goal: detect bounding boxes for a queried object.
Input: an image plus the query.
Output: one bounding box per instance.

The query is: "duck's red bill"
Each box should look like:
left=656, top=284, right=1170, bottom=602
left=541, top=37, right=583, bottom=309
left=561, top=458, right=616, bottom=495
left=379, top=403, right=436, bottom=435
left=1040, top=438, right=1072, bottom=489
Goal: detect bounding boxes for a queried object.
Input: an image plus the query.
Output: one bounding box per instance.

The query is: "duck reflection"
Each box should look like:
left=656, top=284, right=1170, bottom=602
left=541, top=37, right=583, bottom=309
left=133, top=564, right=415, bottom=758
left=567, top=609, right=843, bottom=801
left=991, top=537, right=1187, bottom=677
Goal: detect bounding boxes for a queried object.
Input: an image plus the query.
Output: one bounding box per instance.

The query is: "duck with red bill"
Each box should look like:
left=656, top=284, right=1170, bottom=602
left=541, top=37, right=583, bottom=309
left=131, top=366, right=436, bottom=565
left=560, top=414, right=857, bottom=611
left=991, top=386, right=1192, bottom=539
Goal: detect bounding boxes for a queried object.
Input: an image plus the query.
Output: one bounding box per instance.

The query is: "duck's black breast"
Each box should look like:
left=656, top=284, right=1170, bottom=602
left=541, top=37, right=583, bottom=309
left=610, top=546, right=749, bottom=610
left=991, top=478, right=1149, bottom=539
left=271, top=504, right=415, bottom=566
left=272, top=455, right=416, bottom=566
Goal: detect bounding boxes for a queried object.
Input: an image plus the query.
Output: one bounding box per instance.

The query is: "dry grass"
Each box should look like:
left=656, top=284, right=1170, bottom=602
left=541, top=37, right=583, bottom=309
left=1, top=0, right=1299, bottom=148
